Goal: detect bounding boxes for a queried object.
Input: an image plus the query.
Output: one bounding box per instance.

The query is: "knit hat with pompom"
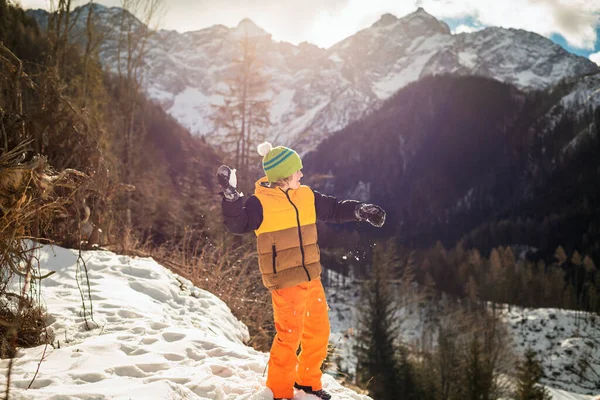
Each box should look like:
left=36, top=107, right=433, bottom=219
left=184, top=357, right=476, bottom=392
left=257, top=142, right=303, bottom=183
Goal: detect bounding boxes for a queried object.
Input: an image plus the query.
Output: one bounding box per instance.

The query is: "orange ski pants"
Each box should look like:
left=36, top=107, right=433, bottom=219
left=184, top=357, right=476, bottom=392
left=266, top=279, right=330, bottom=399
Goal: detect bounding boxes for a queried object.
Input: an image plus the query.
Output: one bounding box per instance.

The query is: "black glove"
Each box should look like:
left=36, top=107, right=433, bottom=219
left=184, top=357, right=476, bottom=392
left=355, top=203, right=386, bottom=227
left=216, top=165, right=241, bottom=202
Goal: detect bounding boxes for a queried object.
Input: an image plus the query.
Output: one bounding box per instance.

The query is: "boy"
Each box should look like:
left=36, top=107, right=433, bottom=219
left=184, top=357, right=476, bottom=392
left=217, top=142, right=385, bottom=400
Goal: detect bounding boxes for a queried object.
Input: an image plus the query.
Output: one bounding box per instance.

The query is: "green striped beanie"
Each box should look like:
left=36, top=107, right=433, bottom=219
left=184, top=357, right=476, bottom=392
left=257, top=142, right=303, bottom=182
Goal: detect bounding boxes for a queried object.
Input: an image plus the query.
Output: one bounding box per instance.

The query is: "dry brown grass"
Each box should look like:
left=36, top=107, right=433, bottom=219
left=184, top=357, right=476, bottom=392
left=123, top=230, right=275, bottom=352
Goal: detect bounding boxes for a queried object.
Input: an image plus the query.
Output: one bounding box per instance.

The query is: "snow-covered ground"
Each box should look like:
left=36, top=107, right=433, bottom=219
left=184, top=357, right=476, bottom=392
left=503, top=306, right=600, bottom=395
left=0, top=245, right=371, bottom=400
left=324, top=269, right=600, bottom=400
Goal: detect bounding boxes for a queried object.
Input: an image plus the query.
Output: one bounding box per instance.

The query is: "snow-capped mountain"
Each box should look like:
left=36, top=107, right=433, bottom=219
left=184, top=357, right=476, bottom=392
left=28, top=5, right=599, bottom=152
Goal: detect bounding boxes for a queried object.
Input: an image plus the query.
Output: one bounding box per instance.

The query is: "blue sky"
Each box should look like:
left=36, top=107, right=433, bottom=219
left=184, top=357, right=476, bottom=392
left=549, top=32, right=599, bottom=58
left=20, top=0, right=600, bottom=64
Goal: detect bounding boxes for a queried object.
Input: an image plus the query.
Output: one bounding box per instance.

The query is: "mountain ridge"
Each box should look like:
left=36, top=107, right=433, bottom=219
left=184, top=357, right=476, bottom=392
left=27, top=6, right=599, bottom=153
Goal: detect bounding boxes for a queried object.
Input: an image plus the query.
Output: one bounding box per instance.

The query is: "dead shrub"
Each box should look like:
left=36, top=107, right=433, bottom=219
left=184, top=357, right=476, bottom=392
left=0, top=296, right=47, bottom=359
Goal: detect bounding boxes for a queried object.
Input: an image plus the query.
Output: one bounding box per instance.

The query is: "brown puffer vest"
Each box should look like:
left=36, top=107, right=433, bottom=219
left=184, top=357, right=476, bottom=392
left=253, top=177, right=321, bottom=290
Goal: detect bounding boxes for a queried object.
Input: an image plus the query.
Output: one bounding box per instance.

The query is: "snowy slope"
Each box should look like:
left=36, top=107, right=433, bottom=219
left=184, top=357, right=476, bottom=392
left=0, top=245, right=371, bottom=400
left=504, top=306, right=600, bottom=395
left=554, top=74, right=600, bottom=154
left=27, top=6, right=599, bottom=152
left=324, top=269, right=600, bottom=399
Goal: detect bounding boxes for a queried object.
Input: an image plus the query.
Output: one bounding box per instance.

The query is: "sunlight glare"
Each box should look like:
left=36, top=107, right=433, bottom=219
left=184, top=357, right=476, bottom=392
left=308, top=0, right=417, bottom=48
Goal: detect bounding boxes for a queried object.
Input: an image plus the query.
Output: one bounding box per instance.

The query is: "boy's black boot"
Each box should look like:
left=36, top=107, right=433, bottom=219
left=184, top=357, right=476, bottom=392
left=294, top=383, right=332, bottom=399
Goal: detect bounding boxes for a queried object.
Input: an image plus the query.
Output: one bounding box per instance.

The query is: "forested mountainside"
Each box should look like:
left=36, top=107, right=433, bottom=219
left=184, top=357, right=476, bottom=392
left=305, top=74, right=600, bottom=264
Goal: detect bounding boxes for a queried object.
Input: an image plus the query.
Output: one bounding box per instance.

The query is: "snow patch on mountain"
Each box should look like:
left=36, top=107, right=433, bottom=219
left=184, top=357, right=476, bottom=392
left=269, top=88, right=296, bottom=126
left=167, top=87, right=223, bottom=136
left=372, top=51, right=437, bottom=99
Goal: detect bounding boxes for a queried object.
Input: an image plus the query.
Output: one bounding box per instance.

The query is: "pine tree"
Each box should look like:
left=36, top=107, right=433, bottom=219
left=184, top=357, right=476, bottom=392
left=435, top=321, right=461, bottom=399
left=554, top=246, right=567, bottom=265
left=455, top=312, right=511, bottom=400
left=515, top=349, right=551, bottom=400
left=354, top=241, right=418, bottom=400
left=462, top=336, right=485, bottom=400
left=583, top=255, right=596, bottom=273
left=489, top=248, right=504, bottom=307
left=465, top=275, right=479, bottom=308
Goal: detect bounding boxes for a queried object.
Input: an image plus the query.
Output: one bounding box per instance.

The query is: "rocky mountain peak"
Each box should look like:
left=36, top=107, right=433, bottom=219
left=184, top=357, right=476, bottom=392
left=233, top=18, right=269, bottom=37
left=397, top=7, right=451, bottom=36
left=372, top=13, right=398, bottom=28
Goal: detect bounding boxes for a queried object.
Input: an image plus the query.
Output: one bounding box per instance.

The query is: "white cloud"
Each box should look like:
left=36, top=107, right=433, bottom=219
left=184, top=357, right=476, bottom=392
left=419, top=0, right=600, bottom=50
left=452, top=24, right=483, bottom=34
left=590, top=51, right=600, bottom=66
left=306, top=0, right=417, bottom=47
left=17, top=0, right=50, bottom=9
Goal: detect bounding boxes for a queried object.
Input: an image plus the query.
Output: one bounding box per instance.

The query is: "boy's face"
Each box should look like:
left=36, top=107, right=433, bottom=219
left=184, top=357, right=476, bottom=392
left=288, top=170, right=303, bottom=190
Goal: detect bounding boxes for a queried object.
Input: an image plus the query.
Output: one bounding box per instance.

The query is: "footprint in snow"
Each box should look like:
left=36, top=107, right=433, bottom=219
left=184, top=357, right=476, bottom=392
left=149, top=322, right=170, bottom=330
left=11, top=378, right=53, bottom=389
left=141, top=337, right=159, bottom=345
left=122, top=266, right=157, bottom=280
left=163, top=352, right=185, bottom=361
left=130, top=327, right=146, bottom=335
left=111, top=365, right=148, bottom=378
left=129, top=281, right=169, bottom=302
left=185, top=348, right=206, bottom=361
left=145, top=376, right=190, bottom=385
left=162, top=332, right=186, bottom=342
left=136, top=363, right=169, bottom=373
left=119, top=344, right=149, bottom=356
left=69, top=372, right=106, bottom=383
left=117, top=309, right=143, bottom=319
left=209, top=364, right=234, bottom=378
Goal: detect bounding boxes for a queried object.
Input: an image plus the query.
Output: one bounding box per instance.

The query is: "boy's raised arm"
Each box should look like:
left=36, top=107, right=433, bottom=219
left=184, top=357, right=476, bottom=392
left=217, top=165, right=263, bottom=234
left=313, top=189, right=361, bottom=224
left=221, top=196, right=263, bottom=234
left=313, top=189, right=386, bottom=227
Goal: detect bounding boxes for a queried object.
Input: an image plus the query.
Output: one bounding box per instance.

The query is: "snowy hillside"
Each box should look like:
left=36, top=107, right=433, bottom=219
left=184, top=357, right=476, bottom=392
left=324, top=270, right=600, bottom=400
left=0, top=245, right=370, bottom=400
left=547, top=73, right=600, bottom=155
left=504, top=307, right=600, bottom=395
left=27, top=6, right=599, bottom=152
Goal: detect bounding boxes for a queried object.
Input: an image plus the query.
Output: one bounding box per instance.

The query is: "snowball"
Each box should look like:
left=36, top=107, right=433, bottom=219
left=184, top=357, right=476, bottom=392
left=229, top=168, right=237, bottom=188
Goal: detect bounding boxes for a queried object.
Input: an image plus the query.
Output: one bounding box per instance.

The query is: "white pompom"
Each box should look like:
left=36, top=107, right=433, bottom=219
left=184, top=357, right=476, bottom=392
left=257, top=142, right=273, bottom=156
